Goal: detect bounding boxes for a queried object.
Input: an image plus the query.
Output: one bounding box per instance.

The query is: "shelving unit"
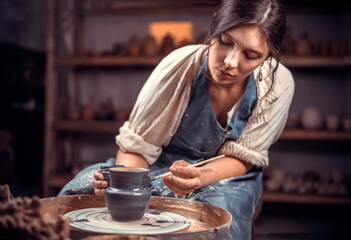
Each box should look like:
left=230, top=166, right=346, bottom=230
left=44, top=0, right=351, bottom=204
left=262, top=192, right=351, bottom=205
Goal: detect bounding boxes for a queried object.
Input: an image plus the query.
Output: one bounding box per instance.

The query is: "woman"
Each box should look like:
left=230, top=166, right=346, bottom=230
left=61, top=0, right=294, bottom=239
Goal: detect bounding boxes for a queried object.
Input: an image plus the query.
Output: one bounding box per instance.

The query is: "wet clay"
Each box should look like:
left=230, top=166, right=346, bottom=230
left=0, top=184, right=70, bottom=240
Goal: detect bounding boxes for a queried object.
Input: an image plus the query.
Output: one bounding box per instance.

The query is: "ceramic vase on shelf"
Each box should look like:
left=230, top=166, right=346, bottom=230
left=143, top=34, right=158, bottom=57
left=127, top=35, right=142, bottom=56
left=105, top=167, right=151, bottom=221
left=301, top=106, right=323, bottom=130
left=295, top=33, right=312, bottom=56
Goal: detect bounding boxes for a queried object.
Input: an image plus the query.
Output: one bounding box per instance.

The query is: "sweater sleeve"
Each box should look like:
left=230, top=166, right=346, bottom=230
left=219, top=62, right=295, bottom=167
left=116, top=45, right=207, bottom=165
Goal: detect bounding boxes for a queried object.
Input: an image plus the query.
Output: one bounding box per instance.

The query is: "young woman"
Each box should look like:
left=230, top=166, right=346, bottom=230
left=61, top=0, right=294, bottom=238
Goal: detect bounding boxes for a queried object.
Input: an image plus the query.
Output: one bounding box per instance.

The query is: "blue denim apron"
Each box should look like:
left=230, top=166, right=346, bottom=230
left=59, top=56, right=262, bottom=240
left=149, top=56, right=262, bottom=239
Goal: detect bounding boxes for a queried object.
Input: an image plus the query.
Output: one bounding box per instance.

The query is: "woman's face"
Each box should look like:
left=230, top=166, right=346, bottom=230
left=208, top=25, right=270, bottom=85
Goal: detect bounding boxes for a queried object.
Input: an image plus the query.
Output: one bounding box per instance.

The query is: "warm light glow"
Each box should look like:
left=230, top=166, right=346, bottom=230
left=149, top=21, right=193, bottom=47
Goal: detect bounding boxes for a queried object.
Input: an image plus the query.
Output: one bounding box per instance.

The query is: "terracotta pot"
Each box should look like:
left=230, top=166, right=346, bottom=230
left=325, top=115, right=339, bottom=131
left=105, top=167, right=151, bottom=221
left=296, top=33, right=312, bottom=56
left=301, top=106, right=323, bottom=130
left=127, top=36, right=142, bottom=56
left=143, top=34, right=158, bottom=57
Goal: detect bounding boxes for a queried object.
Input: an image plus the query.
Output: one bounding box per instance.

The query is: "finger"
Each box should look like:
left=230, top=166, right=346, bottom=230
left=164, top=175, right=199, bottom=192
left=163, top=179, right=188, bottom=196
left=94, top=188, right=105, bottom=196
left=93, top=179, right=108, bottom=189
left=170, top=166, right=201, bottom=179
left=170, top=160, right=190, bottom=168
left=93, top=170, right=104, bottom=180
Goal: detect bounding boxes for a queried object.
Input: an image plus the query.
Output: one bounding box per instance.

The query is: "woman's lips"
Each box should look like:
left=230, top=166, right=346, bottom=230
left=216, top=68, right=234, bottom=79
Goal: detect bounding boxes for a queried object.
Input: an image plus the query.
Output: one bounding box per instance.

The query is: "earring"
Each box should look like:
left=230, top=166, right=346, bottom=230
left=258, top=63, right=263, bottom=82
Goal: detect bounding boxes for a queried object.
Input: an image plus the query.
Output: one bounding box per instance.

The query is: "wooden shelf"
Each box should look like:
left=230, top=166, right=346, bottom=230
left=280, top=129, right=351, bottom=140
left=54, top=121, right=351, bottom=140
left=280, top=55, right=351, bottom=68
left=54, top=55, right=351, bottom=68
left=54, top=120, right=123, bottom=133
left=263, top=192, right=351, bottom=205
left=55, top=55, right=162, bottom=67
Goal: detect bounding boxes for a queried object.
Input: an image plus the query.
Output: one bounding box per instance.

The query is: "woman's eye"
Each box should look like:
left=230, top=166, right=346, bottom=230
left=245, top=53, right=257, bottom=61
left=218, top=34, right=232, bottom=46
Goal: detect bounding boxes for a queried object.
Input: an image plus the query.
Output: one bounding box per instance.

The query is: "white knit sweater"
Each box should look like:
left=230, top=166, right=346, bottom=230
left=116, top=45, right=294, bottom=167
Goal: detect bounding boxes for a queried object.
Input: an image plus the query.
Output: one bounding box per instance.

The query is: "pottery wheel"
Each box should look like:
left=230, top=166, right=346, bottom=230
left=64, top=207, right=191, bottom=235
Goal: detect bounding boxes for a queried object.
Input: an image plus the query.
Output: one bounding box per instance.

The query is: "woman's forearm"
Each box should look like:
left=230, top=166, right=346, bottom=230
left=198, top=156, right=252, bottom=188
left=116, top=149, right=149, bottom=168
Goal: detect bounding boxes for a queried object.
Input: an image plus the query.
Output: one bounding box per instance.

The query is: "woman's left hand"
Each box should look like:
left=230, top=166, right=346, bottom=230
left=162, top=160, right=201, bottom=196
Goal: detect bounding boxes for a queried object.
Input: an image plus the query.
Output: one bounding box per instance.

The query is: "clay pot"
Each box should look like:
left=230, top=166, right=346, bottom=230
left=160, top=34, right=175, bottom=56
left=301, top=106, right=323, bottom=130
left=127, top=36, right=142, bottom=56
left=342, top=117, right=351, bottom=131
left=295, top=33, right=312, bottom=56
left=325, top=115, right=340, bottom=131
left=82, top=94, right=98, bottom=121
left=143, top=34, right=158, bottom=57
left=105, top=167, right=151, bottom=221
left=285, top=113, right=300, bottom=129
left=114, top=109, right=132, bottom=121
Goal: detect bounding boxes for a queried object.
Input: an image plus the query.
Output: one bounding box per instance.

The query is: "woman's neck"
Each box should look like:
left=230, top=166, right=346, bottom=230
left=209, top=75, right=250, bottom=126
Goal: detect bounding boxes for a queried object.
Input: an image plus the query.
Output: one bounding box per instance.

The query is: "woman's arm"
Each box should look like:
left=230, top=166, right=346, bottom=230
left=115, top=149, right=149, bottom=168
left=198, top=156, right=252, bottom=188
left=163, top=156, right=252, bottom=196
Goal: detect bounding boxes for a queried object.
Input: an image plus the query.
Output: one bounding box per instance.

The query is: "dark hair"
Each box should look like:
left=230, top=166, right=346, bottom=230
left=205, top=0, right=286, bottom=81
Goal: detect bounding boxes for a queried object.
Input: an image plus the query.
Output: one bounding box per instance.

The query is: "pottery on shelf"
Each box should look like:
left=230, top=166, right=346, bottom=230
left=285, top=112, right=300, bottom=129
left=143, top=34, right=158, bottom=57
left=105, top=167, right=151, bottom=221
left=301, top=106, right=323, bottom=130
left=82, top=94, right=98, bottom=121
left=160, top=34, right=175, bottom=56
left=325, top=115, right=340, bottom=131
left=295, top=33, right=312, bottom=56
left=342, top=117, right=351, bottom=131
left=127, top=35, right=142, bottom=56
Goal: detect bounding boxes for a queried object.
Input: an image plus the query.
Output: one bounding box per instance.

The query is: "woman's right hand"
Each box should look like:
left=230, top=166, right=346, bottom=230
left=93, top=169, right=108, bottom=195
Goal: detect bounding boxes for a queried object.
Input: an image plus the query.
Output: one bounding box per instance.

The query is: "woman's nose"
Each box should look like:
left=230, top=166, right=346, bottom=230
left=224, top=50, right=239, bottom=69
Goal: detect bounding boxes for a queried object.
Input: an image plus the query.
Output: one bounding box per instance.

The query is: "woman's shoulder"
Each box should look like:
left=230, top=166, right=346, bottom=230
left=158, top=44, right=207, bottom=66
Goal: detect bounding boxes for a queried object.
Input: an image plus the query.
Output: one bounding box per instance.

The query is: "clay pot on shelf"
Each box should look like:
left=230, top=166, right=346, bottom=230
left=160, top=34, right=175, bottom=56
left=96, top=98, right=115, bottom=120
left=82, top=94, right=98, bottom=121
left=325, top=115, right=340, bottom=131
left=285, top=113, right=300, bottom=129
left=105, top=167, right=151, bottom=221
left=115, top=109, right=132, bottom=121
left=329, top=41, right=341, bottom=57
left=127, top=35, right=142, bottom=56
left=342, top=117, right=351, bottom=131
left=295, top=33, right=312, bottom=56
left=68, top=107, right=81, bottom=120
left=143, top=34, right=158, bottom=57
left=301, top=106, right=323, bottom=130
left=318, top=41, right=330, bottom=56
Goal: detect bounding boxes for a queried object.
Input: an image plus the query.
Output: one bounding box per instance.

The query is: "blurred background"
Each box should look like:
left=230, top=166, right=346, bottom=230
left=0, top=0, right=350, bottom=238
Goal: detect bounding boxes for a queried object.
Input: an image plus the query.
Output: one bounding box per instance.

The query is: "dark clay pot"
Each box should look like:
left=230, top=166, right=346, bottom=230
left=104, top=167, right=151, bottom=221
